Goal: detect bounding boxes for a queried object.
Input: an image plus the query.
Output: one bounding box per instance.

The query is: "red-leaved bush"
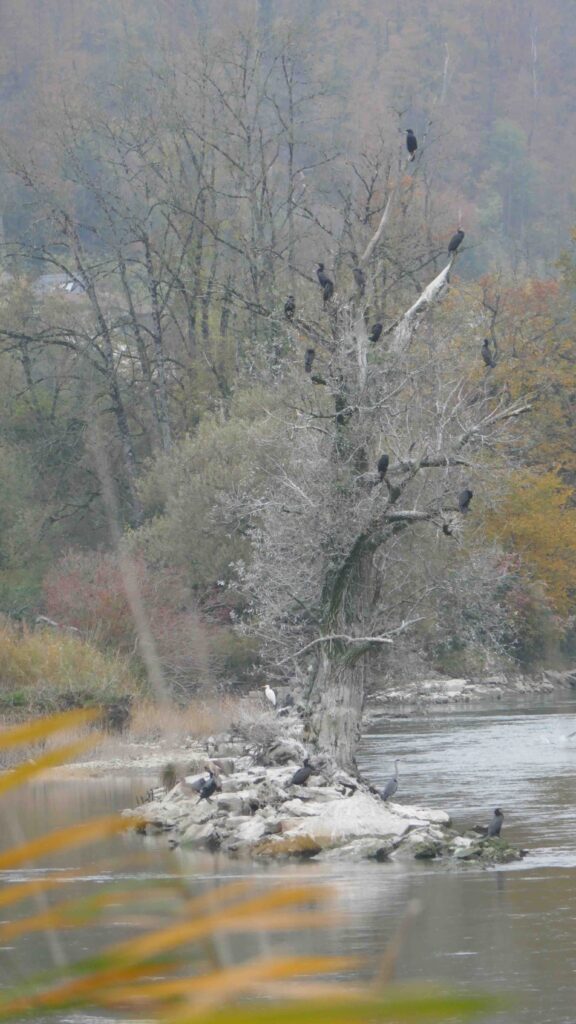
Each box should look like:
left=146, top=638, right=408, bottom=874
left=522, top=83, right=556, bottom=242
left=42, top=551, right=257, bottom=696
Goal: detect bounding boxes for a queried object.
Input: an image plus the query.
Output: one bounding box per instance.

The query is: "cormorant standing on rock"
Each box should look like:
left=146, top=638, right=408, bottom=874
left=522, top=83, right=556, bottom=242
left=284, top=295, right=295, bottom=320
left=458, top=488, right=473, bottom=513
left=369, top=322, right=383, bottom=344
left=487, top=807, right=504, bottom=837
left=481, top=338, right=496, bottom=368
left=353, top=266, right=366, bottom=295
left=263, top=683, right=277, bottom=708
left=317, top=263, right=334, bottom=302
left=405, top=129, right=417, bottom=161
left=290, top=758, right=313, bottom=786
left=304, top=348, right=316, bottom=373
left=379, top=760, right=399, bottom=801
left=198, top=769, right=217, bottom=802
left=448, top=228, right=465, bottom=254
left=377, top=453, right=389, bottom=480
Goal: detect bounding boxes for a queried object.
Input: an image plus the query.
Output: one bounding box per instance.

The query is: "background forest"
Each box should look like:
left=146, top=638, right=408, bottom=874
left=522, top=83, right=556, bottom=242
left=0, top=0, right=575, bottom=718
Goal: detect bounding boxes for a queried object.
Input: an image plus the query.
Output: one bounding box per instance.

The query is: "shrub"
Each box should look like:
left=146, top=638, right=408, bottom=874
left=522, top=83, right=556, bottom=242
left=0, top=618, right=138, bottom=712
left=43, top=551, right=259, bottom=696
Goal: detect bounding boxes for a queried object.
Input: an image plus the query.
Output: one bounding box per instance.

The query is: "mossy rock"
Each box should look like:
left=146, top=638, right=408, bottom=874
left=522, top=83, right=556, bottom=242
left=478, top=838, right=526, bottom=864
left=253, top=833, right=323, bottom=859
left=412, top=838, right=442, bottom=860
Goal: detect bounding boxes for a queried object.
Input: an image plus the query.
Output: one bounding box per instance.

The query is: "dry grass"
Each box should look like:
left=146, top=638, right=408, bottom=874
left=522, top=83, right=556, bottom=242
left=126, top=694, right=263, bottom=743
left=0, top=620, right=138, bottom=703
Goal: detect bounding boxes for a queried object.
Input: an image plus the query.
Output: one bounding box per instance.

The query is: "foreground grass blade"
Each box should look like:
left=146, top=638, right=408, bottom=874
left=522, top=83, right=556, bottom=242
left=0, top=815, right=141, bottom=870
left=165, top=989, right=503, bottom=1024
left=0, top=708, right=98, bottom=750
left=0, top=739, right=93, bottom=795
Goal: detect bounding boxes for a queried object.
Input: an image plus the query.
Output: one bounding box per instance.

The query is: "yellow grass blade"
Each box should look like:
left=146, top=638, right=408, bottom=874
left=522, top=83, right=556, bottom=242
left=102, top=885, right=334, bottom=967
left=101, top=956, right=358, bottom=1010
left=0, top=884, right=173, bottom=943
left=0, top=814, right=141, bottom=871
left=0, top=739, right=93, bottom=795
left=0, top=708, right=98, bottom=750
left=0, top=870, right=80, bottom=909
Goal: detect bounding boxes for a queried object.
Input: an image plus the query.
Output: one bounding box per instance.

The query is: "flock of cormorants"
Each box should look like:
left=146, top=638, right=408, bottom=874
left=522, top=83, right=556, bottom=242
left=280, top=134, right=497, bottom=528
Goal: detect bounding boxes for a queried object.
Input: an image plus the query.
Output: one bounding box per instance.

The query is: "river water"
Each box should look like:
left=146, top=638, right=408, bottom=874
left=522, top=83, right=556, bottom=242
left=2, top=694, right=576, bottom=1024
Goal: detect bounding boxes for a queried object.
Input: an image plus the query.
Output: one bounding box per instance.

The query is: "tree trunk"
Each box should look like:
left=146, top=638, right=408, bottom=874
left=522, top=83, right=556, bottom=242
left=309, top=648, right=367, bottom=772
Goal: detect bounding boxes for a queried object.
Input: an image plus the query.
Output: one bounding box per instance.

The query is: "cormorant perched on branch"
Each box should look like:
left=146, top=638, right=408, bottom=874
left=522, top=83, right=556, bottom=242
left=405, top=129, right=417, bottom=161
left=369, top=322, right=383, bottom=344
left=458, top=488, right=473, bottom=513
left=448, top=228, right=465, bottom=254
left=304, top=348, right=316, bottom=373
left=353, top=266, right=366, bottom=295
left=284, top=295, right=295, bottom=320
left=377, top=453, right=389, bottom=480
left=481, top=338, right=496, bottom=368
left=317, top=263, right=334, bottom=302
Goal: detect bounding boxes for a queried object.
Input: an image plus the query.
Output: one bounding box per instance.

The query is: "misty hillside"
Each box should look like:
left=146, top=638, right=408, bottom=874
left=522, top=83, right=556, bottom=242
left=0, top=0, right=575, bottom=269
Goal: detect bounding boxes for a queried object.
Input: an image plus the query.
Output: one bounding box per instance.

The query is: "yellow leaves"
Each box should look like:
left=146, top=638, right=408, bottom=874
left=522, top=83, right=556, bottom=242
left=485, top=470, right=576, bottom=614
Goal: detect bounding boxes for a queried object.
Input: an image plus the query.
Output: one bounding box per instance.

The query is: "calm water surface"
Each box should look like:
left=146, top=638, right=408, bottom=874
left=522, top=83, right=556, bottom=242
left=2, top=694, right=576, bottom=1024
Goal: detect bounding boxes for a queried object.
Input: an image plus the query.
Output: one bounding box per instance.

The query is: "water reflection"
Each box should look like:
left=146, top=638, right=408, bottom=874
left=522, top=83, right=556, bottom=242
left=2, top=695, right=576, bottom=1024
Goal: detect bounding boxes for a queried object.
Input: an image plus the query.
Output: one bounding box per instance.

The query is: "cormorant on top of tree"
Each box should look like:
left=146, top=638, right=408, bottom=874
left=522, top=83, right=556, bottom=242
left=369, top=322, right=383, bottom=344
left=377, top=453, right=389, bottom=480
left=481, top=338, right=496, bottom=368
left=448, top=228, right=465, bottom=254
left=405, top=128, right=417, bottom=160
left=317, top=263, right=334, bottom=302
left=458, top=488, right=473, bottom=513
left=284, top=295, right=295, bottom=320
left=353, top=266, right=366, bottom=295
left=304, top=348, right=316, bottom=373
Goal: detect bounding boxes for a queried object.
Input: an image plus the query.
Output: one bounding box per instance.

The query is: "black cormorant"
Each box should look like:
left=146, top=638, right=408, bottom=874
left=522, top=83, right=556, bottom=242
left=304, top=348, right=316, bottom=373
left=377, top=453, right=389, bottom=480
left=317, top=263, right=334, bottom=302
left=353, top=266, right=366, bottom=295
left=448, top=228, right=465, bottom=254
left=458, top=488, right=473, bottom=513
left=379, top=760, right=399, bottom=801
left=290, top=758, right=313, bottom=786
left=487, top=807, right=504, bottom=837
left=481, top=338, right=496, bottom=368
left=405, top=129, right=417, bottom=161
left=198, top=769, right=218, bottom=802
left=369, top=322, right=383, bottom=344
left=284, top=295, right=295, bottom=320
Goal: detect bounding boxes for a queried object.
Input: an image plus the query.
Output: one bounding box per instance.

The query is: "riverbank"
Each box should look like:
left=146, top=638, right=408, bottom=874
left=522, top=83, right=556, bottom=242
left=364, top=668, right=576, bottom=717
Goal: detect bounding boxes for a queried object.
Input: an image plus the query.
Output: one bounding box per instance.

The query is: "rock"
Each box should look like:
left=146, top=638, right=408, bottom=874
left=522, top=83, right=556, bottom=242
left=453, top=844, right=482, bottom=860
left=318, top=838, right=394, bottom=862
left=180, top=820, right=222, bottom=851
left=253, top=834, right=323, bottom=859
left=262, top=738, right=307, bottom=765
left=288, top=791, right=412, bottom=845
left=385, top=803, right=451, bottom=826
left=411, top=838, right=442, bottom=860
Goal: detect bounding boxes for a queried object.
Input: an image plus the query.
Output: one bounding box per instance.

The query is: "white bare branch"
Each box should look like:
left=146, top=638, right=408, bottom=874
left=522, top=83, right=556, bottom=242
left=387, top=257, right=454, bottom=353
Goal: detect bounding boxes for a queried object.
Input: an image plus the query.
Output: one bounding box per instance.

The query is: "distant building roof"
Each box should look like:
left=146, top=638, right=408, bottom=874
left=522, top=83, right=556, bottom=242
left=32, top=273, right=85, bottom=296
